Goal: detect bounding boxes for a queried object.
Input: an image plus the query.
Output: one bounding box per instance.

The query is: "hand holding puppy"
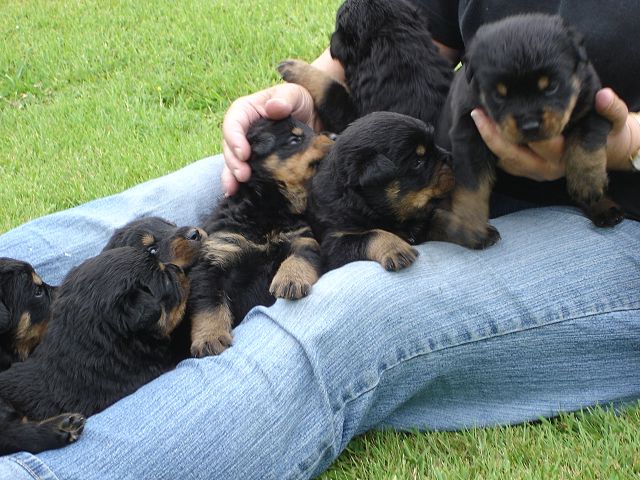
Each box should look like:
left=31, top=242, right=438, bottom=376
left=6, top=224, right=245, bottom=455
left=472, top=87, right=640, bottom=180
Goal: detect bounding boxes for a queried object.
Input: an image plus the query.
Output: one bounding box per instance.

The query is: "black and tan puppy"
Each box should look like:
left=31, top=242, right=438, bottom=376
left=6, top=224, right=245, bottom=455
left=0, top=258, right=56, bottom=371
left=0, top=246, right=189, bottom=455
left=309, top=111, right=454, bottom=272
left=103, top=216, right=207, bottom=269
left=432, top=14, right=624, bottom=249
left=187, top=117, right=333, bottom=357
left=277, top=0, right=452, bottom=133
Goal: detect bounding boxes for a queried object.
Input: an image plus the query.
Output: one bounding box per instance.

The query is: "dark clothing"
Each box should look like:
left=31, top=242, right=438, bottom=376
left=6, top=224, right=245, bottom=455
left=414, top=0, right=640, bottom=219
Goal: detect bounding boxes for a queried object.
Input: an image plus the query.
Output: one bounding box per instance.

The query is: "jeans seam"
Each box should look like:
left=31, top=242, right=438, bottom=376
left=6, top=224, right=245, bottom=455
left=13, top=456, right=58, bottom=480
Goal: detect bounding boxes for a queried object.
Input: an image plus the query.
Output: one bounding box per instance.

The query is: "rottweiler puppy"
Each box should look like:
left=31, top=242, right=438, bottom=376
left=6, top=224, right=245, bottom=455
left=103, top=216, right=207, bottom=269
left=0, top=258, right=56, bottom=371
left=187, top=117, right=333, bottom=357
left=432, top=13, right=624, bottom=249
left=309, top=111, right=454, bottom=272
left=0, top=246, right=189, bottom=455
left=277, top=0, right=452, bottom=133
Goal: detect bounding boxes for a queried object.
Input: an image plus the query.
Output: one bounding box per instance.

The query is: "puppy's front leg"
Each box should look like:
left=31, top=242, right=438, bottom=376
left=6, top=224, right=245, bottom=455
left=277, top=59, right=357, bottom=133
left=270, top=226, right=322, bottom=300
left=322, top=229, right=418, bottom=272
left=564, top=111, right=624, bottom=227
left=429, top=114, right=500, bottom=249
left=189, top=300, right=234, bottom=358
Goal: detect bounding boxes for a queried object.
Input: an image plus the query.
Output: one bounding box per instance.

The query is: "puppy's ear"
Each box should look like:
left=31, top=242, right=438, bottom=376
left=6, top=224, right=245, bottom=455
left=565, top=24, right=588, bottom=68
left=353, top=153, right=397, bottom=188
left=122, top=285, right=162, bottom=333
left=248, top=130, right=276, bottom=158
left=0, top=300, right=11, bottom=334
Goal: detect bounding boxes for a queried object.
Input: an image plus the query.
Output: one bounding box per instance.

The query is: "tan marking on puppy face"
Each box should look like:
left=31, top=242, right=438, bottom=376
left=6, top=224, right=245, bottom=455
left=538, top=76, right=550, bottom=91
left=190, top=303, right=234, bottom=357
left=292, top=127, right=303, bottom=136
left=416, top=145, right=426, bottom=156
left=386, top=163, right=456, bottom=222
left=15, top=312, right=48, bottom=361
left=541, top=92, right=578, bottom=138
left=365, top=229, right=418, bottom=271
left=31, top=273, right=43, bottom=286
left=496, top=82, right=508, bottom=97
left=169, top=232, right=206, bottom=269
left=497, top=114, right=521, bottom=144
left=158, top=269, right=190, bottom=336
left=141, top=233, right=155, bottom=247
left=269, top=255, right=319, bottom=300
left=264, top=134, right=334, bottom=214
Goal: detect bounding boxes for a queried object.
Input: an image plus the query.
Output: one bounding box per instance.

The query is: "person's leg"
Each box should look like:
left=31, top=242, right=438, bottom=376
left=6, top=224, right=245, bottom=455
left=0, top=156, right=223, bottom=285
left=1, top=206, right=637, bottom=480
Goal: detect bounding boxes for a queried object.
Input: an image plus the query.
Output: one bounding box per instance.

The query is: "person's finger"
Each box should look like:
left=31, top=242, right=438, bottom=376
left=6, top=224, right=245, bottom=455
left=264, top=97, right=294, bottom=119
left=595, top=87, right=628, bottom=132
left=222, top=139, right=251, bottom=181
left=221, top=164, right=239, bottom=197
left=222, top=98, right=261, bottom=172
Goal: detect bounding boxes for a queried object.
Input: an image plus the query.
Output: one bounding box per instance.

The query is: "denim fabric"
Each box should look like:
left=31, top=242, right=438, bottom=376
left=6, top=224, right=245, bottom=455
left=0, top=155, right=638, bottom=480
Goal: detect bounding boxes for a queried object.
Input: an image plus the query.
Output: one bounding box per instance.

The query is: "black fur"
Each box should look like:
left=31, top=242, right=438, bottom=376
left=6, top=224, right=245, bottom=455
left=186, top=117, right=333, bottom=357
left=278, top=0, right=452, bottom=133
left=309, top=111, right=454, bottom=271
left=0, top=258, right=55, bottom=371
left=433, top=14, right=623, bottom=249
left=0, top=247, right=189, bottom=454
left=103, top=216, right=207, bottom=269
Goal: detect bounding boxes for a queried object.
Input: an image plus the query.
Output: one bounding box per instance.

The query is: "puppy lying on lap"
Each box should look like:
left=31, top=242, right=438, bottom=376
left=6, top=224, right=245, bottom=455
left=0, top=246, right=189, bottom=455
left=309, top=111, right=454, bottom=272
left=187, top=117, right=333, bottom=357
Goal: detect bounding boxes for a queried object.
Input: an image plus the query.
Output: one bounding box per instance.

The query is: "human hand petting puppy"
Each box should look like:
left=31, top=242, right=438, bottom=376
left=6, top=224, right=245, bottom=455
left=471, top=87, right=640, bottom=180
left=221, top=49, right=344, bottom=196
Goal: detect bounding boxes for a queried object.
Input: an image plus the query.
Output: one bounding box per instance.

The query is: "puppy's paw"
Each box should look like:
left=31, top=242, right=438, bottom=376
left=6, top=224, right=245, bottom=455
left=190, top=331, right=233, bottom=357
left=41, top=413, right=86, bottom=444
left=584, top=197, right=625, bottom=228
left=276, top=59, right=309, bottom=83
left=269, top=256, right=319, bottom=300
left=381, top=244, right=419, bottom=271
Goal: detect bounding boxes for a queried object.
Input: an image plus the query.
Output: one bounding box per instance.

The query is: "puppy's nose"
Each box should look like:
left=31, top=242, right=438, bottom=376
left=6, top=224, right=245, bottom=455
left=520, top=119, right=541, bottom=136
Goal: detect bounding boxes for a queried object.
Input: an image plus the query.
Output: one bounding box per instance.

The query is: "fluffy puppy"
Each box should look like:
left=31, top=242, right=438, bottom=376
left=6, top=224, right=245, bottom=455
left=0, top=247, right=189, bottom=455
left=277, top=0, right=452, bottom=133
left=187, top=117, right=333, bottom=357
left=432, top=14, right=624, bottom=249
left=309, top=111, right=454, bottom=272
left=0, top=258, right=56, bottom=371
left=103, top=216, right=207, bottom=269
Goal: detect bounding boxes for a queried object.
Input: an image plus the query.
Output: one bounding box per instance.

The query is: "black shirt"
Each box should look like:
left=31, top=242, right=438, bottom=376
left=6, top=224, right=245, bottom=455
left=415, top=0, right=640, bottom=219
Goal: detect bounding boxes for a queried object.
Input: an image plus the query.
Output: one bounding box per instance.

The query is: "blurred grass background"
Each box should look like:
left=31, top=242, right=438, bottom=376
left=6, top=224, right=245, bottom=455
left=1, top=1, right=638, bottom=478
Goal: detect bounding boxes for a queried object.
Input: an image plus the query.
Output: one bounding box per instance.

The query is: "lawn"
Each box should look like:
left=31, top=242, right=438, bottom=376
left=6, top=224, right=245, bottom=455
left=1, top=1, right=638, bottom=478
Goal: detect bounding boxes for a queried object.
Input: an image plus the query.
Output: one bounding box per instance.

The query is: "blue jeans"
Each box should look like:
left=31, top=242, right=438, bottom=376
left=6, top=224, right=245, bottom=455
left=1, top=155, right=639, bottom=479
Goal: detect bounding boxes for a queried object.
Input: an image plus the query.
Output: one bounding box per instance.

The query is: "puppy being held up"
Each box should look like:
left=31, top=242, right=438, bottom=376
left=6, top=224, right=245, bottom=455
left=0, top=258, right=56, bottom=371
left=309, top=111, right=454, bottom=272
left=0, top=247, right=189, bottom=455
left=187, top=117, right=333, bottom=357
left=277, top=0, right=452, bottom=133
left=433, top=13, right=624, bottom=249
left=103, top=216, right=207, bottom=269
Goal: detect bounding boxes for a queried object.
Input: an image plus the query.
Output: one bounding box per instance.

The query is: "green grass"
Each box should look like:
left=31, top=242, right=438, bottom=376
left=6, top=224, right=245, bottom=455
left=1, top=1, right=638, bottom=478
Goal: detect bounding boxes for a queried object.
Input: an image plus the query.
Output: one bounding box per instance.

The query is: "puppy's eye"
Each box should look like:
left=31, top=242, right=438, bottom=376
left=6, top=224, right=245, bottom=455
left=288, top=135, right=302, bottom=145
left=185, top=229, right=201, bottom=241
left=147, top=245, right=159, bottom=256
left=34, top=286, right=44, bottom=298
left=413, top=158, right=426, bottom=169
left=545, top=80, right=559, bottom=96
